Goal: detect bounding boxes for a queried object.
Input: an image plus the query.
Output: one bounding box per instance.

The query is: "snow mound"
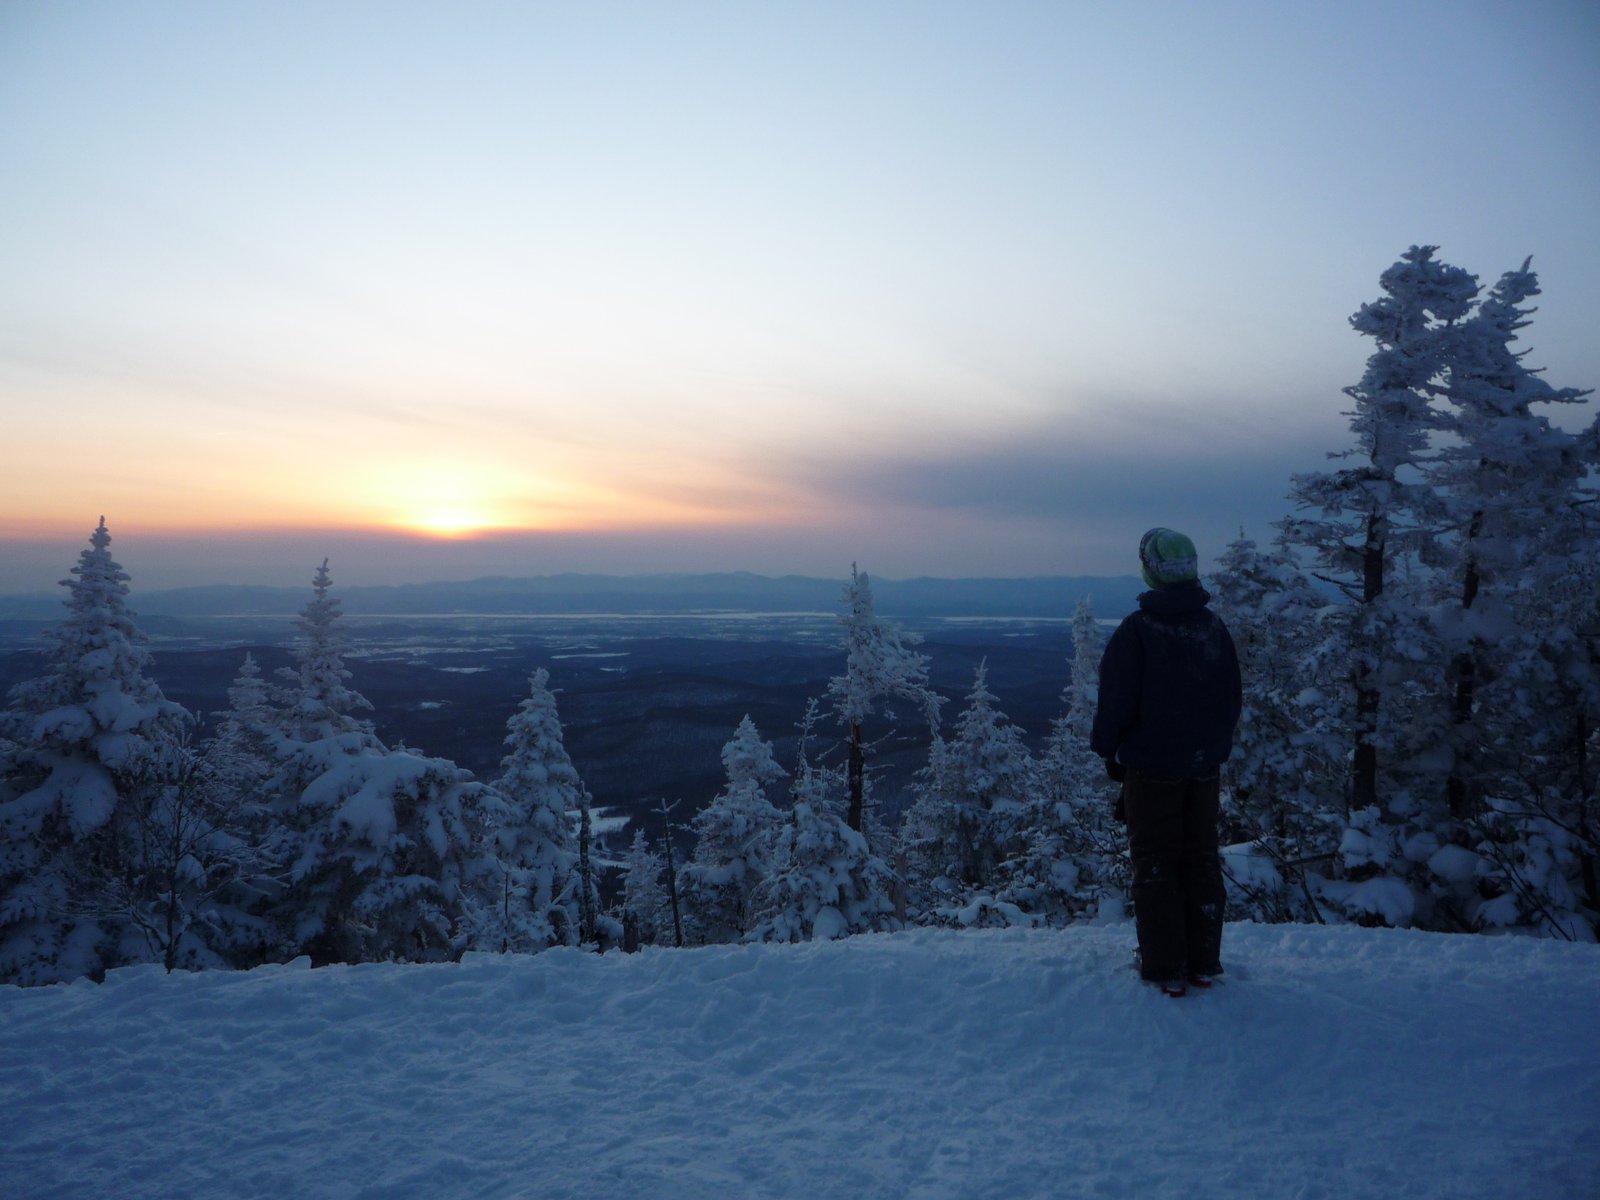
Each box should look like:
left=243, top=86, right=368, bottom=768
left=2, top=923, right=1596, bottom=1199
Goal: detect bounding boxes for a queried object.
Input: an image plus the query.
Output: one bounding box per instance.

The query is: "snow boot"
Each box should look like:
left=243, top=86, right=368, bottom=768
left=1134, top=950, right=1188, bottom=997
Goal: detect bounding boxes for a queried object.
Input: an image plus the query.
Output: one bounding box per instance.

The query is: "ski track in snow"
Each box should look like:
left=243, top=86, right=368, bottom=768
left=2, top=923, right=1597, bottom=1200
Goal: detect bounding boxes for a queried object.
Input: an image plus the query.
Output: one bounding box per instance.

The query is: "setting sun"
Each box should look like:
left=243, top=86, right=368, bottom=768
left=362, top=460, right=532, bottom=540
left=404, top=508, right=502, bottom=539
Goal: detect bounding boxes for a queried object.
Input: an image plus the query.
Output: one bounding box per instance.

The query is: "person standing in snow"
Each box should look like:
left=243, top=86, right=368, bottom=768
left=1091, top=528, right=1241, bottom=996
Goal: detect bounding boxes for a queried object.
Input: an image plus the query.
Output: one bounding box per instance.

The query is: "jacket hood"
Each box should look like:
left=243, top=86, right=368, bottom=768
left=1137, top=581, right=1211, bottom=616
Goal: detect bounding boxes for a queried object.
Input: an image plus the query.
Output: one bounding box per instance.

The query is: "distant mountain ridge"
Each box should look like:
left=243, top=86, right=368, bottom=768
left=0, top=572, right=1145, bottom=620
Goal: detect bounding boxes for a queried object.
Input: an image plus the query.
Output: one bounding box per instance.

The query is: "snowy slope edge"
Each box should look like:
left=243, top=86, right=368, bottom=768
left=2, top=922, right=1597, bottom=1200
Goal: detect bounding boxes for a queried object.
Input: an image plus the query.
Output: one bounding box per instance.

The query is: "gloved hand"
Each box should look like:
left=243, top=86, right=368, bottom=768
left=1103, top=758, right=1126, bottom=783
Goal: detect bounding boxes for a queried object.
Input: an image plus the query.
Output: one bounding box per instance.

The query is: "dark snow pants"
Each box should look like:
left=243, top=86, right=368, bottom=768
left=1124, top=768, right=1225, bottom=982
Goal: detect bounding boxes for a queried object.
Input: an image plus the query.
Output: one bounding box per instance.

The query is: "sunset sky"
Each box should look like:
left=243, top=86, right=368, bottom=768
left=2, top=1, right=1597, bottom=593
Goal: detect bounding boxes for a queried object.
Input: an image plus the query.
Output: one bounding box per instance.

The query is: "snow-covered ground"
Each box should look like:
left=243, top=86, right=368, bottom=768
left=2, top=923, right=1596, bottom=1200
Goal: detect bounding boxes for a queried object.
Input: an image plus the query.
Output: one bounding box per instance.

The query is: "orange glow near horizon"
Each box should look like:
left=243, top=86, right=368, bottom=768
left=0, top=401, right=835, bottom=551
left=0, top=478, right=819, bottom=545
left=354, top=454, right=823, bottom=541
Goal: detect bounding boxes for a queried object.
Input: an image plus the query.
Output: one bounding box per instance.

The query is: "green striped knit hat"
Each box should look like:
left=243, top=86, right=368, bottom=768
left=1139, top=527, right=1199, bottom=589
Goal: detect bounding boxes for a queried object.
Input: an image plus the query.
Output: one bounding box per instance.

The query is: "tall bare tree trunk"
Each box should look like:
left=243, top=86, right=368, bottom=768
left=662, top=832, right=684, bottom=948
left=1352, top=509, right=1385, bottom=812
left=846, top=721, right=865, bottom=832
left=1448, top=511, right=1484, bottom=822
left=577, top=792, right=596, bottom=946
left=500, top=870, right=512, bottom=954
left=655, top=798, right=685, bottom=948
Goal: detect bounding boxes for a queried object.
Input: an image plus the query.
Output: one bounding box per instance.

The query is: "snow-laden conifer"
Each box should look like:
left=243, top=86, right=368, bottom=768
left=751, top=703, right=896, bottom=942
left=1210, top=533, right=1343, bottom=921
left=828, top=565, right=942, bottom=834
left=901, top=664, right=1035, bottom=926
left=3, top=518, right=189, bottom=797
left=1430, top=261, right=1595, bottom=820
left=275, top=559, right=374, bottom=741
left=1282, top=246, right=1477, bottom=815
left=1470, top=550, right=1600, bottom=940
left=1279, top=247, right=1479, bottom=929
left=475, top=669, right=583, bottom=952
left=1063, top=596, right=1102, bottom=744
left=221, top=652, right=272, bottom=733
left=101, top=730, right=282, bottom=972
left=1030, top=597, right=1122, bottom=923
left=210, top=653, right=278, bottom=806
left=0, top=519, right=191, bottom=983
left=1425, top=260, right=1600, bottom=936
left=618, top=828, right=669, bottom=949
left=263, top=561, right=496, bottom=965
left=677, top=716, right=785, bottom=943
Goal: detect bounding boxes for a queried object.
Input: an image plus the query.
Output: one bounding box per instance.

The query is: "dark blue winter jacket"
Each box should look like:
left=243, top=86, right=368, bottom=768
left=1089, top=583, right=1242, bottom=777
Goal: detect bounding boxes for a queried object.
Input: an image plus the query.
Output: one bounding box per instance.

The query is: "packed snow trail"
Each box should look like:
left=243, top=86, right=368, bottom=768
left=2, top=924, right=1596, bottom=1199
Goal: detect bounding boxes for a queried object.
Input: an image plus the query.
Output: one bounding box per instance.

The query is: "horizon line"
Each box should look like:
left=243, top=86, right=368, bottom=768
left=0, top=568, right=1149, bottom=600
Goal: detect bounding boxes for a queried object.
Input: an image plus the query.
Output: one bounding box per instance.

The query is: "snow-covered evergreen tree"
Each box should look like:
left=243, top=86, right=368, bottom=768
left=100, top=730, right=282, bottom=972
left=275, top=559, right=375, bottom=742
left=678, top=716, right=785, bottom=944
left=1424, top=260, right=1600, bottom=936
left=751, top=704, right=896, bottom=942
left=1210, top=532, right=1343, bottom=922
left=618, top=828, right=668, bottom=949
left=1476, top=550, right=1600, bottom=940
left=1429, top=260, right=1594, bottom=819
left=828, top=565, right=942, bottom=834
left=990, top=777, right=1084, bottom=927
left=210, top=653, right=279, bottom=809
left=1270, top=246, right=1600, bottom=938
left=901, top=664, right=1035, bottom=926
left=263, top=561, right=495, bottom=965
left=1063, top=596, right=1102, bottom=745
left=189, top=651, right=300, bottom=967
left=0, top=518, right=191, bottom=984
left=281, top=744, right=496, bottom=965
left=476, top=669, right=582, bottom=953
left=1282, top=245, right=1477, bottom=816
left=1280, top=246, right=1479, bottom=930
left=1029, top=597, right=1122, bottom=923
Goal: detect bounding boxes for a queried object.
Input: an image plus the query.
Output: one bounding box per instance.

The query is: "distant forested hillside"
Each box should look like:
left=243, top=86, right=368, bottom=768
left=0, top=571, right=1143, bottom=620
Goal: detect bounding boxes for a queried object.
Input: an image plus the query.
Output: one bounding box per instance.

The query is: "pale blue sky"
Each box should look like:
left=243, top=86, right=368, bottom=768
left=1, top=1, right=1596, bottom=591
